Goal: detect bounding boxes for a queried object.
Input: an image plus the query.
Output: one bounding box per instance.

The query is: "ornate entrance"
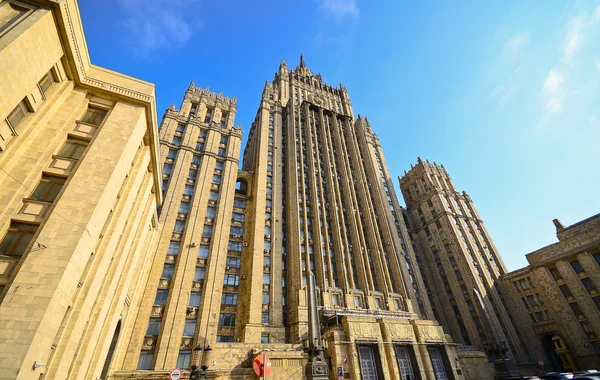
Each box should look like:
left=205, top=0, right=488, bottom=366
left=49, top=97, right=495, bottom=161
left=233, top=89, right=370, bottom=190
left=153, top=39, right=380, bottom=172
left=395, top=345, right=417, bottom=380
left=358, top=345, right=379, bottom=380
left=428, top=346, right=448, bottom=380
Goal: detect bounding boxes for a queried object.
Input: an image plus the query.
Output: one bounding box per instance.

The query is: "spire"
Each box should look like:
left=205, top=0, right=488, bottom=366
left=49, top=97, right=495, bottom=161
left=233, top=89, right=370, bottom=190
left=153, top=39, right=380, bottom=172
left=300, top=54, right=306, bottom=68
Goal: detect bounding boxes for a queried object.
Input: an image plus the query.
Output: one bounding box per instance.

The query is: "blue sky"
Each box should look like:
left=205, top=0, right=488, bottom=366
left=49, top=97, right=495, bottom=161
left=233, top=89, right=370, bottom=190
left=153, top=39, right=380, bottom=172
left=79, top=0, right=600, bottom=271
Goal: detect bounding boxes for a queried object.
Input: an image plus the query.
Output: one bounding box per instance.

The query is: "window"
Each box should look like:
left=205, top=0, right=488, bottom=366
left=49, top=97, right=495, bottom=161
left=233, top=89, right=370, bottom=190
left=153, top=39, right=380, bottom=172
left=332, top=294, right=339, bottom=306
left=261, top=333, right=270, bottom=344
left=215, top=161, right=224, bottom=170
left=177, top=350, right=191, bottom=369
left=232, top=212, right=245, bottom=222
left=230, top=226, right=243, bottom=236
left=183, top=185, right=194, bottom=196
left=220, top=113, right=228, bottom=128
left=167, top=149, right=177, bottom=159
left=168, top=241, right=180, bottom=255
left=6, top=99, right=29, bottom=129
left=204, top=108, right=213, bottom=123
left=176, top=124, right=186, bottom=133
left=146, top=319, right=161, bottom=336
left=549, top=267, right=562, bottom=280
left=188, top=169, right=198, bottom=179
left=30, top=175, right=66, bottom=203
left=206, top=207, right=216, bottom=218
left=162, top=264, right=175, bottom=279
left=198, top=245, right=209, bottom=258
left=219, top=313, right=236, bottom=326
left=190, top=103, right=198, bottom=116
left=192, top=155, right=201, bottom=165
left=440, top=231, right=447, bottom=241
left=262, top=292, right=270, bottom=304
left=582, top=278, right=596, bottom=291
left=137, top=351, right=153, bottom=370
left=209, top=191, right=219, bottom=201
left=263, top=273, right=271, bottom=284
left=81, top=106, right=108, bottom=126
left=195, top=142, right=205, bottom=151
left=194, top=267, right=205, bottom=282
left=594, top=296, right=600, bottom=311
left=559, top=285, right=572, bottom=298
left=226, top=256, right=241, bottom=268
left=199, top=129, right=208, bottom=138
left=222, top=293, right=238, bottom=305
left=189, top=292, right=201, bottom=307
left=38, top=70, right=55, bottom=96
left=213, top=175, right=222, bottom=184
left=220, top=135, right=228, bottom=144
left=162, top=163, right=173, bottom=174
left=262, top=312, right=269, bottom=324
left=172, top=136, right=182, bottom=146
left=183, top=320, right=196, bottom=337
left=570, top=302, right=583, bottom=317
left=216, top=335, right=234, bottom=342
left=228, top=241, right=242, bottom=252
left=0, top=223, right=37, bottom=257
left=571, top=260, right=584, bottom=273
left=174, top=220, right=185, bottom=233
left=394, top=299, right=401, bottom=310
left=202, top=225, right=213, bottom=237
left=179, top=202, right=190, bottom=214
left=375, top=298, right=382, bottom=309
left=224, top=274, right=239, bottom=286
left=354, top=296, right=361, bottom=308
left=154, top=290, right=168, bottom=305
left=58, top=139, right=88, bottom=159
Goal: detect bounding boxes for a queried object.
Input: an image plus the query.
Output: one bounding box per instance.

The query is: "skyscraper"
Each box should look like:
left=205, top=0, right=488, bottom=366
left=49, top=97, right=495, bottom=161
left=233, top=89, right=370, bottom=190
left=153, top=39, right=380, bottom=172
left=115, top=59, right=467, bottom=379
left=400, top=159, right=534, bottom=367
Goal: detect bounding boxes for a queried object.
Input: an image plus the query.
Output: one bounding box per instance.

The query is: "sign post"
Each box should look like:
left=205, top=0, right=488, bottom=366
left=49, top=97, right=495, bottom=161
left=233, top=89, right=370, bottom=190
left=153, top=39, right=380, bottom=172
left=170, top=368, right=182, bottom=380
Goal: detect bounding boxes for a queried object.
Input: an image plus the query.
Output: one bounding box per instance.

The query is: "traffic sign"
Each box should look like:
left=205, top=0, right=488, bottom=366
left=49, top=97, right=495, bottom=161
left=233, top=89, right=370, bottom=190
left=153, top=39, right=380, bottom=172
left=253, top=354, right=272, bottom=377
left=170, top=368, right=182, bottom=380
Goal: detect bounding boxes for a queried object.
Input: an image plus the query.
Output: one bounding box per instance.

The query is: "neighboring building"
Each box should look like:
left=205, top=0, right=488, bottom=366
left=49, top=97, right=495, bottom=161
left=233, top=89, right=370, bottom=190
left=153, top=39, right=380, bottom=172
left=111, top=58, right=469, bottom=380
left=0, top=1, right=162, bottom=379
left=500, top=214, right=600, bottom=372
left=399, top=159, right=535, bottom=367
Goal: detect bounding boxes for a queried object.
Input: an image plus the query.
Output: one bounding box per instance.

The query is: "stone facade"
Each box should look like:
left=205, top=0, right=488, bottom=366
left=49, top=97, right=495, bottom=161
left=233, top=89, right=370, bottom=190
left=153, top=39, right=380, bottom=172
left=0, top=1, right=161, bottom=380
left=0, top=1, right=487, bottom=379
left=500, top=214, right=600, bottom=372
left=399, top=159, right=536, bottom=368
left=111, top=59, right=468, bottom=379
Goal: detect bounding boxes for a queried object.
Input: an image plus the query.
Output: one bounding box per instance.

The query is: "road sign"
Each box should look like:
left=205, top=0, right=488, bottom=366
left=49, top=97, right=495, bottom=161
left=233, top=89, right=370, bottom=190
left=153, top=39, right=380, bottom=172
left=253, top=354, right=272, bottom=377
left=170, top=368, right=182, bottom=380
left=337, top=366, right=343, bottom=376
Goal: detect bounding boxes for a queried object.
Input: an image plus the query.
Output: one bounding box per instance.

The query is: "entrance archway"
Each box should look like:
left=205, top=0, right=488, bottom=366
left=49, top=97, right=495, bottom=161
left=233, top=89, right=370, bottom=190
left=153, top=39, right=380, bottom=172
left=541, top=334, right=575, bottom=372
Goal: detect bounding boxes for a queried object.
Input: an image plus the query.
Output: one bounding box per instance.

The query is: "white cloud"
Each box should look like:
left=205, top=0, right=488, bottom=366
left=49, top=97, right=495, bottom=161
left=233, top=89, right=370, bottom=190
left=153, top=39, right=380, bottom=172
left=562, top=16, right=585, bottom=59
left=502, top=32, right=530, bottom=61
left=540, top=69, right=565, bottom=113
left=118, top=0, right=199, bottom=57
left=319, top=0, right=359, bottom=19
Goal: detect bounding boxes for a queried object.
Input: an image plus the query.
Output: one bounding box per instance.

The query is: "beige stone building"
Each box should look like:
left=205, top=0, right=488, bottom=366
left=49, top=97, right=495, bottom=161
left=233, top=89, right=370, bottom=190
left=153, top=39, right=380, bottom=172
left=111, top=59, right=474, bottom=379
left=0, top=1, right=491, bottom=379
left=0, top=1, right=162, bottom=380
left=500, top=213, right=600, bottom=372
left=399, top=159, right=537, bottom=372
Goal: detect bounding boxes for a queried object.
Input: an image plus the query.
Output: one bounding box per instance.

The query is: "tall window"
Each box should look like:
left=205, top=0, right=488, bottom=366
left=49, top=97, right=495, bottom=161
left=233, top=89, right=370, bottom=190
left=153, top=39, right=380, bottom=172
left=223, top=274, right=239, bottom=286
left=222, top=293, right=237, bottom=305
left=154, top=290, right=169, bottom=305
left=81, top=106, right=108, bottom=126
left=58, top=139, right=88, bottom=159
left=167, top=241, right=180, bottom=255
left=177, top=350, right=191, bottom=369
left=0, top=223, right=37, bottom=257
left=30, top=175, right=66, bottom=203
left=202, top=225, right=213, bottom=237
left=137, top=351, right=153, bottom=370
left=189, top=292, right=201, bottom=307
left=194, top=267, right=205, bottom=281
left=6, top=99, right=30, bottom=129
left=198, top=245, right=209, bottom=258
left=38, top=70, right=55, bottom=96
left=183, top=320, right=196, bottom=337
left=146, top=319, right=161, bottom=336
left=219, top=313, right=236, bottom=326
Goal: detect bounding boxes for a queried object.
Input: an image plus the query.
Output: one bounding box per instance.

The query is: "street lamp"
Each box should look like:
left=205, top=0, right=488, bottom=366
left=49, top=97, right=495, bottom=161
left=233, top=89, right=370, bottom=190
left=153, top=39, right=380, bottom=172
left=190, top=345, right=212, bottom=380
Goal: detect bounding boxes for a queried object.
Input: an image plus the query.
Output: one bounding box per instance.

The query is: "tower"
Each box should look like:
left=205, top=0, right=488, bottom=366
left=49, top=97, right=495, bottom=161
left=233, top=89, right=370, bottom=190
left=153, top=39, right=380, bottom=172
left=115, top=58, right=466, bottom=379
left=400, top=158, right=534, bottom=366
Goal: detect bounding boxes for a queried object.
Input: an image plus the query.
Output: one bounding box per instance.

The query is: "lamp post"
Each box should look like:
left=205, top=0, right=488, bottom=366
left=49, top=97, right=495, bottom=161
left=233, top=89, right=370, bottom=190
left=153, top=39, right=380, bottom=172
left=190, top=346, right=213, bottom=380
left=306, top=271, right=329, bottom=379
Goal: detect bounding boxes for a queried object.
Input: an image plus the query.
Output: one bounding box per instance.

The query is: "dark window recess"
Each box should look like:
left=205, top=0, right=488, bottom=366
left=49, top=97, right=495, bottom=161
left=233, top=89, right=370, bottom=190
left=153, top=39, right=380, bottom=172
left=0, top=223, right=38, bottom=257
left=30, top=175, right=66, bottom=203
